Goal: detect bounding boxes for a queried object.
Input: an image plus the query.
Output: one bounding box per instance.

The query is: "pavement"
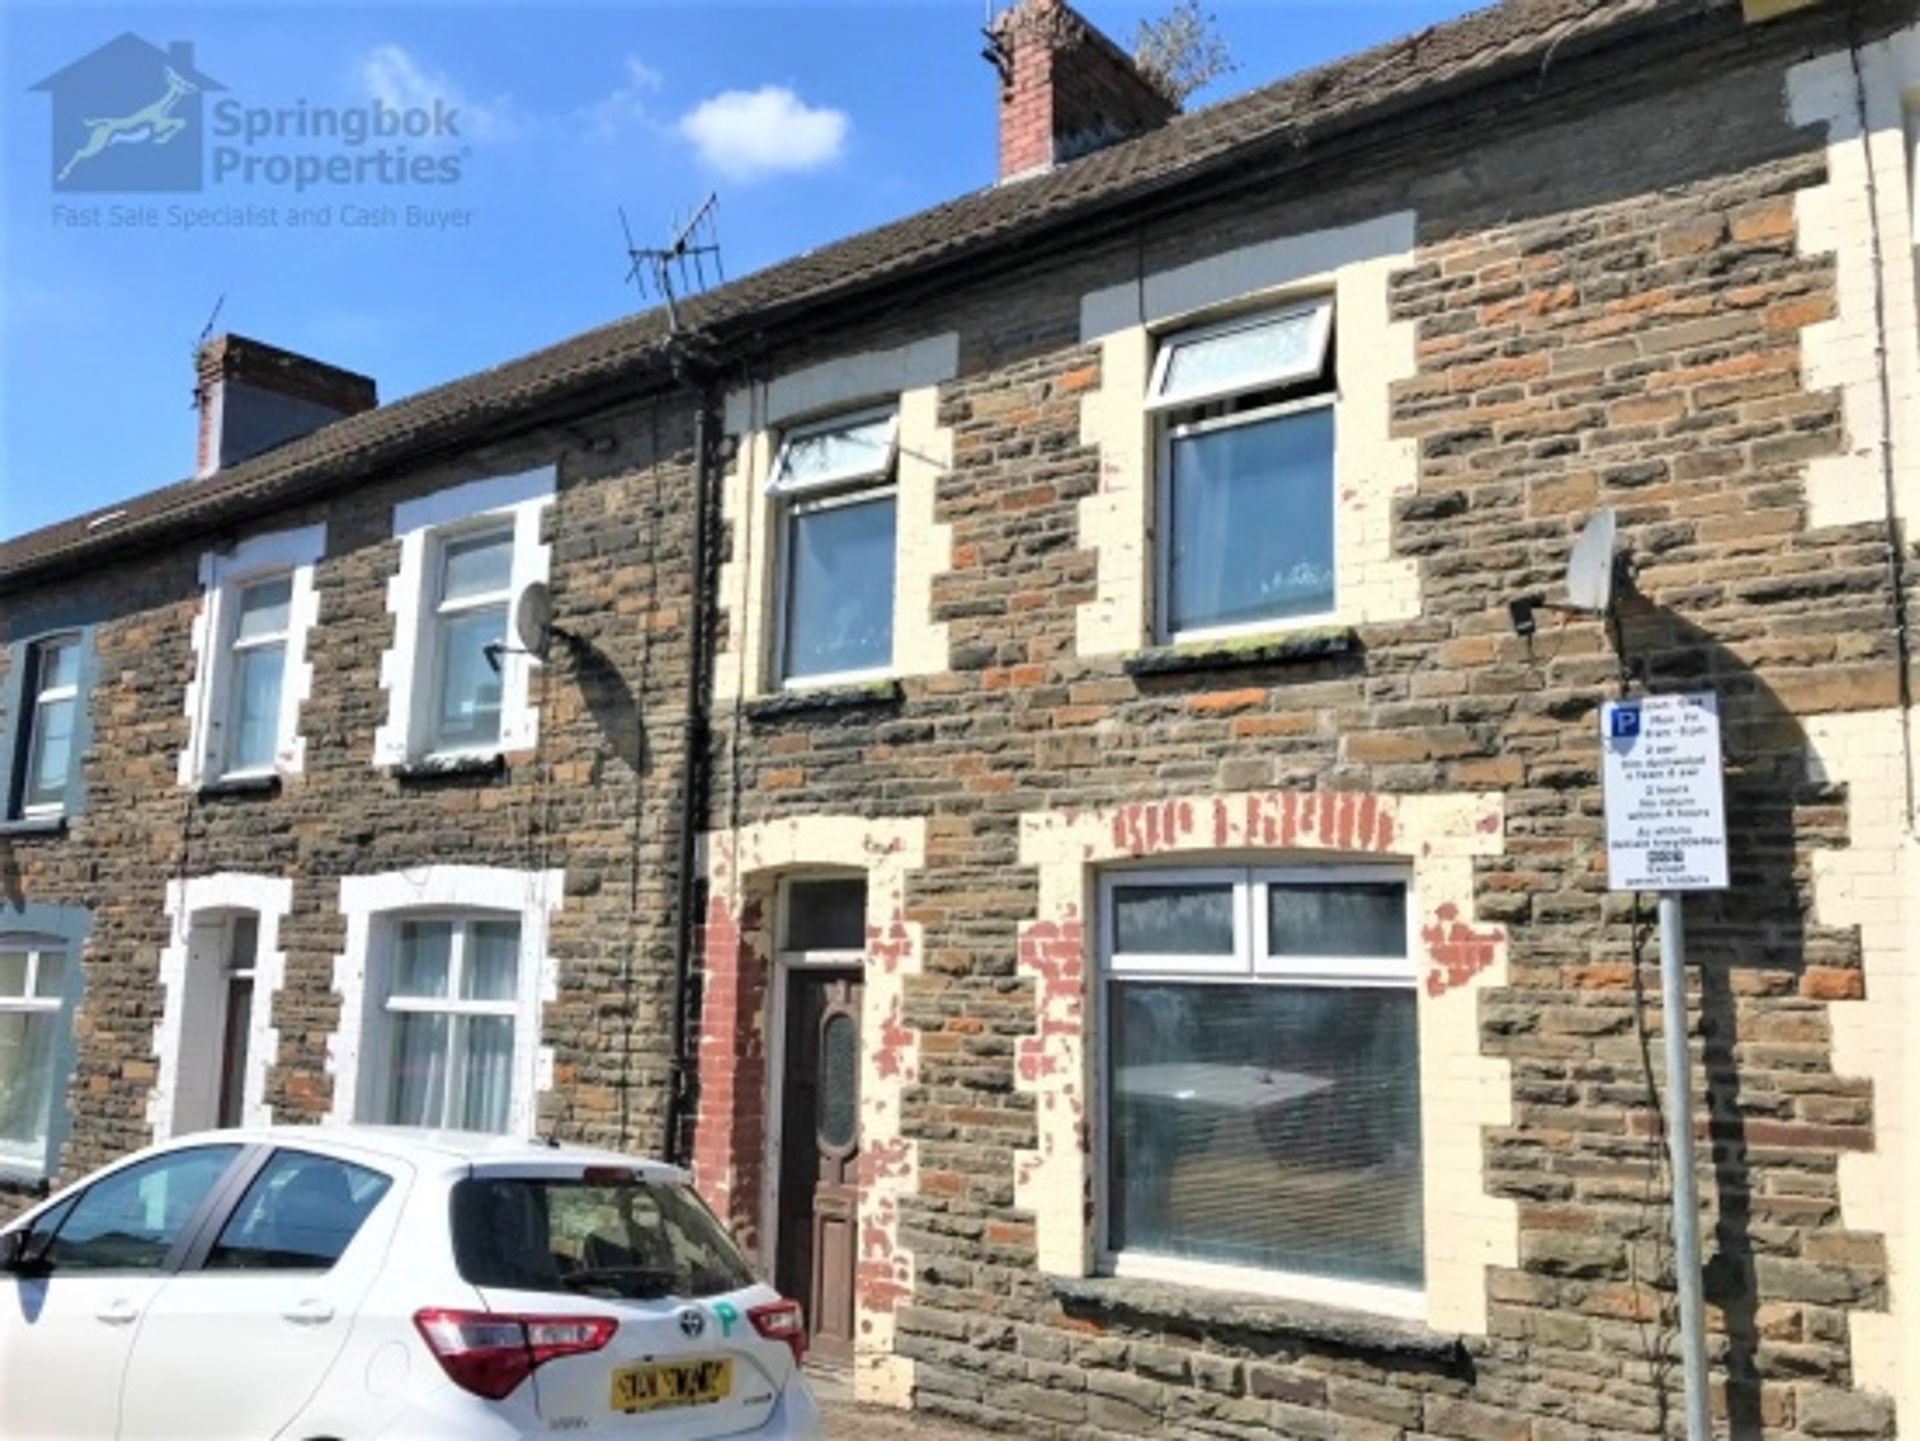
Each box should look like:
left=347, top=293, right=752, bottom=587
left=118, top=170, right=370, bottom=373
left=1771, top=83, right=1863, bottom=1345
left=810, top=1368, right=996, bottom=1439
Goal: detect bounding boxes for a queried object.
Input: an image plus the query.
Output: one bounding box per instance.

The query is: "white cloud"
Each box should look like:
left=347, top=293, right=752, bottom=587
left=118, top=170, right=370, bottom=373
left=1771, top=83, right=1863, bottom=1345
left=359, top=43, right=527, bottom=143
left=580, top=55, right=664, bottom=144
left=675, top=86, right=848, bottom=180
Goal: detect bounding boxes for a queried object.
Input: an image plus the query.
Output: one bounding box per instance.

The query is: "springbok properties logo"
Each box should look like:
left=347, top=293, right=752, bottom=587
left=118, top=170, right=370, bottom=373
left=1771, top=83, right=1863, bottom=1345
left=31, top=34, right=221, bottom=192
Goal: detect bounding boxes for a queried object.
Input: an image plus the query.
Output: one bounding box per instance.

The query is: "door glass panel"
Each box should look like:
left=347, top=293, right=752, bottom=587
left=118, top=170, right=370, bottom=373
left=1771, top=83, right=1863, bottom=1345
left=206, top=1150, right=392, bottom=1271
left=227, top=915, right=260, bottom=972
left=818, top=1010, right=857, bottom=1150
left=46, top=1145, right=242, bottom=1272
left=217, top=974, right=254, bottom=1129
left=783, top=878, right=866, bottom=952
left=1111, top=883, right=1236, bottom=956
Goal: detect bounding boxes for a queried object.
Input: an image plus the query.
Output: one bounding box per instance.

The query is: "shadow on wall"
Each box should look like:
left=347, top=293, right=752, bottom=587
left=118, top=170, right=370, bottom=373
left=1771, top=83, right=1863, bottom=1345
left=1611, top=589, right=1873, bottom=1441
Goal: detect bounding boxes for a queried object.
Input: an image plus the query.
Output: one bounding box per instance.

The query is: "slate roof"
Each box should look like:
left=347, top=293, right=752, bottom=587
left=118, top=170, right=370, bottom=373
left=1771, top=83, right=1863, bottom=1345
left=1, top=0, right=1720, bottom=587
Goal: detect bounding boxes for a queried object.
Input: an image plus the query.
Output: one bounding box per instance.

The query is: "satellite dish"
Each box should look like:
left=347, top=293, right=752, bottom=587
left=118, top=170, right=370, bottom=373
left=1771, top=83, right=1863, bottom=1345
left=513, top=582, right=553, bottom=660
left=1566, top=508, right=1618, bottom=614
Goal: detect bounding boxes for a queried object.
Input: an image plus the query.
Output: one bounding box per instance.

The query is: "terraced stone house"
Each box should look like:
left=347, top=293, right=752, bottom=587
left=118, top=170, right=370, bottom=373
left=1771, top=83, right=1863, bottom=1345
left=4, top=0, right=1919, bottom=1435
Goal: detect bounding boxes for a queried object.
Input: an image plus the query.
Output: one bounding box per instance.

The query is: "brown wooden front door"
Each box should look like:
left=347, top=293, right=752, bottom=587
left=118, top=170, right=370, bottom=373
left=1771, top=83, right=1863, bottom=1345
left=775, top=969, right=862, bottom=1365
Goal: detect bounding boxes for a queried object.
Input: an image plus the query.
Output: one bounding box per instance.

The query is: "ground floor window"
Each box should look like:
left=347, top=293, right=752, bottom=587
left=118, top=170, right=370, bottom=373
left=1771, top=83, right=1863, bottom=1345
left=0, top=937, right=68, bottom=1170
left=377, top=914, right=521, bottom=1133
left=1099, top=867, right=1422, bottom=1298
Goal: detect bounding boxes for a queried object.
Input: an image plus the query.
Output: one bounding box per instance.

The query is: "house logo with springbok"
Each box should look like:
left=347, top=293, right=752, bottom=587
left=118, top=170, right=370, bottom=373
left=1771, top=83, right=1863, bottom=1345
left=31, top=34, right=223, bottom=193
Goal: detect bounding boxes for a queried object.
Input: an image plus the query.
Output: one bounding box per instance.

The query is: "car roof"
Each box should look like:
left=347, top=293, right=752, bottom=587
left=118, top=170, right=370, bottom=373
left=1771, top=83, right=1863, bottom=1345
left=160, top=1124, right=688, bottom=1179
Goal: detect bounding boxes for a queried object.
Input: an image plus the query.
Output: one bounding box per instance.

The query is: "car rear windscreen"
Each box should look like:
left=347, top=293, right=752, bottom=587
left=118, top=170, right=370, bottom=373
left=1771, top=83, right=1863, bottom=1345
left=451, top=1176, right=755, bottom=1301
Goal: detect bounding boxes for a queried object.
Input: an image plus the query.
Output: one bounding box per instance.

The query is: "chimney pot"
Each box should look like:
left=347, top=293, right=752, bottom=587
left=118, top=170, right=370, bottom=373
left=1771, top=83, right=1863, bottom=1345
left=194, top=333, right=377, bottom=477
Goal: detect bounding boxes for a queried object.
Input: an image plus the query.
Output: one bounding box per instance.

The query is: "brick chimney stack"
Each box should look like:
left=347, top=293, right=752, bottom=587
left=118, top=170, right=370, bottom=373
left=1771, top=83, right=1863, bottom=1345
left=194, top=334, right=377, bottom=478
left=990, top=0, right=1177, bottom=181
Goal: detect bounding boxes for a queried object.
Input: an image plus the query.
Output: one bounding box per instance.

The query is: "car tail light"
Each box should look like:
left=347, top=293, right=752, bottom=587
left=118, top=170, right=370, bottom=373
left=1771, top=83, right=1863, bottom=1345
left=414, top=1308, right=617, bottom=1401
left=748, top=1299, right=806, bottom=1363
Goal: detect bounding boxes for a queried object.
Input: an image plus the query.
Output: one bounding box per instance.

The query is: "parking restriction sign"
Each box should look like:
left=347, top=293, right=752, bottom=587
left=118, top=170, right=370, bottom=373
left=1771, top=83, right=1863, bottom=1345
left=1600, top=691, right=1729, bottom=892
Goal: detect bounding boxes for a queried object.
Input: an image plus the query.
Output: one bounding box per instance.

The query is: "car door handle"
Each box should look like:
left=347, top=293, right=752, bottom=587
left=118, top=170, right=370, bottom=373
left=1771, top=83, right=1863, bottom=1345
left=282, top=1299, right=335, bottom=1326
left=95, top=1299, right=140, bottom=1326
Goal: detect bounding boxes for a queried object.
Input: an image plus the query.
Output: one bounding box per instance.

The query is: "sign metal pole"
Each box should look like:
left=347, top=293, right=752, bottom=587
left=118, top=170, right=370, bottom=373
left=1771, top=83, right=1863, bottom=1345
left=1602, top=691, right=1728, bottom=1441
left=1658, top=890, right=1713, bottom=1441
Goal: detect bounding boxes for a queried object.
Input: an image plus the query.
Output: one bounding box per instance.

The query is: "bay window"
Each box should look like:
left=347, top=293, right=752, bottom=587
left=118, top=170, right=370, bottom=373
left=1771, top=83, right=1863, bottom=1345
left=376, top=915, right=521, bottom=1133
left=0, top=937, right=68, bottom=1170
left=769, top=407, right=898, bottom=686
left=1099, top=865, right=1421, bottom=1308
left=429, top=528, right=512, bottom=753
left=1148, top=300, right=1337, bottom=641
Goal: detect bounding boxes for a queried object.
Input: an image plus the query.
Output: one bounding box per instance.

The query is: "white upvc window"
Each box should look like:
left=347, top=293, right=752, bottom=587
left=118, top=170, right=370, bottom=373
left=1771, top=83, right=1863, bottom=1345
left=1148, top=299, right=1337, bottom=644
left=427, top=527, right=513, bottom=754
left=0, top=937, right=68, bottom=1171
left=768, top=407, right=899, bottom=688
left=374, top=468, right=554, bottom=767
left=181, top=523, right=324, bottom=788
left=373, top=914, right=521, bottom=1134
left=1096, top=864, right=1422, bottom=1317
left=18, top=636, right=79, bottom=817
left=223, top=579, right=292, bottom=776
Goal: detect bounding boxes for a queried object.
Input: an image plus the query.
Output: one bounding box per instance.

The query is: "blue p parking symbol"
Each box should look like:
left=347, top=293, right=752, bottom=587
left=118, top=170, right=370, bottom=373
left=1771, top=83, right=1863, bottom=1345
left=1609, top=704, right=1641, bottom=741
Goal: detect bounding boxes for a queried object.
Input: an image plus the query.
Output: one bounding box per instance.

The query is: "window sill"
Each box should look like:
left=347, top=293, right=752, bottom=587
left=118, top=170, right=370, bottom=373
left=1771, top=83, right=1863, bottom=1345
left=744, top=679, right=904, bottom=722
left=1047, top=1275, right=1466, bottom=1366
left=389, top=753, right=508, bottom=785
left=196, top=773, right=282, bottom=800
left=1123, top=626, right=1360, bottom=679
left=0, top=815, right=67, bottom=839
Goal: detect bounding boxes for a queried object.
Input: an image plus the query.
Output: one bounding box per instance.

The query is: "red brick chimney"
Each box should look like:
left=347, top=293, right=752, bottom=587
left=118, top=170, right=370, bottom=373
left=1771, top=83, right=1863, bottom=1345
left=989, top=0, right=1177, bottom=181
left=194, top=334, right=377, bottom=477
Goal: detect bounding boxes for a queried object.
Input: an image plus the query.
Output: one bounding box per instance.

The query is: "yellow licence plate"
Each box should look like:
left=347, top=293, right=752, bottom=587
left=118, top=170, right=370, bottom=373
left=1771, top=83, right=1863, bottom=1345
left=610, top=1358, right=733, bottom=1414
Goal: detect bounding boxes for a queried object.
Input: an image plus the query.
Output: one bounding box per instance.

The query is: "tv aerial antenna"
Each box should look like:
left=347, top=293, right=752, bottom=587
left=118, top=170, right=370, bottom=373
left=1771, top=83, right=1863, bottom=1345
left=620, top=192, right=725, bottom=334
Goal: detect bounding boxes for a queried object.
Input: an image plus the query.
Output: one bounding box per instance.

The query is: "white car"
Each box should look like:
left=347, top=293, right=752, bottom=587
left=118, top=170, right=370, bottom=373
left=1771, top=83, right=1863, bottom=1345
left=0, top=1126, right=822, bottom=1440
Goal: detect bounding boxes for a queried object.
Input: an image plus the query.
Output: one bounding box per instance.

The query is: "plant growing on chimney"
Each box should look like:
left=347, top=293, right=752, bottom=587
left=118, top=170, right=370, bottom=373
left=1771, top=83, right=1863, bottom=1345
left=1132, top=0, right=1236, bottom=107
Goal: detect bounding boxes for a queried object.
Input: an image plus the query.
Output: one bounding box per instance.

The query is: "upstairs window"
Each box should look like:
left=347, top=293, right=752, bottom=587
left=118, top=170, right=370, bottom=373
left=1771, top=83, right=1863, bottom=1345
left=224, top=578, right=292, bottom=776
left=1099, top=865, right=1421, bottom=1310
left=16, top=636, right=80, bottom=817
left=429, top=528, right=513, bottom=753
left=769, top=407, right=898, bottom=686
left=1148, top=300, right=1336, bottom=641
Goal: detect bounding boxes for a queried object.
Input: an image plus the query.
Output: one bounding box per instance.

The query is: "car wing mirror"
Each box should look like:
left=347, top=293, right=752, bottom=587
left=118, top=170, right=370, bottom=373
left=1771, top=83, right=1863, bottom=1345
left=0, top=1228, right=50, bottom=1277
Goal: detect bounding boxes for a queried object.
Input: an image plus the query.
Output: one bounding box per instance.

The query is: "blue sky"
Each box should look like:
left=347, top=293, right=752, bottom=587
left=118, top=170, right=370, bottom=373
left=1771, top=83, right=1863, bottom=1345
left=2, top=0, right=1474, bottom=540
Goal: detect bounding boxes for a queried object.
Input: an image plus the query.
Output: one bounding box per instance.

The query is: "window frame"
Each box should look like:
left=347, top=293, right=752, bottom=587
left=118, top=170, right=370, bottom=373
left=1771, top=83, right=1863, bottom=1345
left=0, top=935, right=69, bottom=1171
left=424, top=523, right=516, bottom=758
left=1092, top=863, right=1421, bottom=1316
left=370, top=909, right=524, bottom=1133
left=18, top=634, right=80, bottom=818
left=768, top=411, right=901, bottom=691
left=1145, top=298, right=1334, bottom=414
left=1147, top=299, right=1339, bottom=647
left=217, top=576, right=293, bottom=779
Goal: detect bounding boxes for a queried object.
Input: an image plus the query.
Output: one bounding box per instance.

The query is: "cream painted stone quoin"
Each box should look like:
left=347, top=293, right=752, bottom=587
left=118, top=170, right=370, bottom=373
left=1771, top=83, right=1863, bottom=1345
left=1075, top=214, right=1423, bottom=656
left=1014, top=788, right=1517, bottom=1334
left=697, top=815, right=927, bottom=1409
left=713, top=335, right=958, bottom=703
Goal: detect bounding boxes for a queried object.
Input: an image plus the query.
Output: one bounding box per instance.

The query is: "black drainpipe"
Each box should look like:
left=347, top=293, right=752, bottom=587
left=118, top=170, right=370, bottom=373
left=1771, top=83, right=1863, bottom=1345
left=662, top=343, right=722, bottom=1165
